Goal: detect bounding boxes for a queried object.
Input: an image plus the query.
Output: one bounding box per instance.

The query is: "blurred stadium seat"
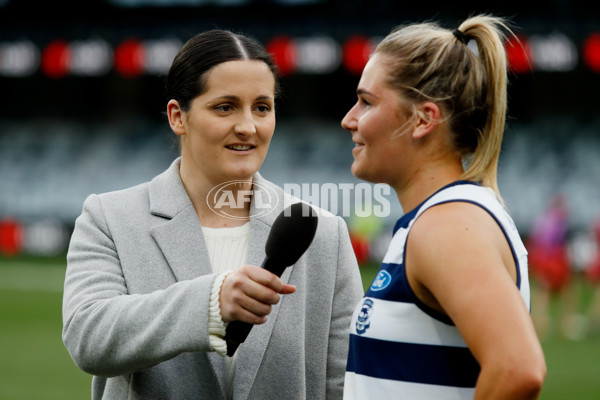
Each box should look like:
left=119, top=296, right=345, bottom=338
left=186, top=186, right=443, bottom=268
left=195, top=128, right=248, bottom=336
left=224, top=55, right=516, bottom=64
left=1, top=116, right=599, bottom=241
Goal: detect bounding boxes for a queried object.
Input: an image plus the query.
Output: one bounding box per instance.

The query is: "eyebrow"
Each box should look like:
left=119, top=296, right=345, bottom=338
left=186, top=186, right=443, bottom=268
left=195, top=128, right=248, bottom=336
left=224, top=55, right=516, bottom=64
left=357, top=88, right=378, bottom=98
left=211, top=95, right=274, bottom=101
left=205, top=95, right=274, bottom=108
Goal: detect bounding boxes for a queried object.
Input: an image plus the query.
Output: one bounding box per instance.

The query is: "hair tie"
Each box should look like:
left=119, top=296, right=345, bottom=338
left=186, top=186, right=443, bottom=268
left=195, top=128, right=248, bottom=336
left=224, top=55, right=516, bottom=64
left=452, top=29, right=470, bottom=45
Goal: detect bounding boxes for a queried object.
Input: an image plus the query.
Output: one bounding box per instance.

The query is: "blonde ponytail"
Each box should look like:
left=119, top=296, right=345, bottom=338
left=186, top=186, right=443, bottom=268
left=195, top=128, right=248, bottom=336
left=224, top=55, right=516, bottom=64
left=374, top=14, right=513, bottom=202
left=457, top=15, right=510, bottom=200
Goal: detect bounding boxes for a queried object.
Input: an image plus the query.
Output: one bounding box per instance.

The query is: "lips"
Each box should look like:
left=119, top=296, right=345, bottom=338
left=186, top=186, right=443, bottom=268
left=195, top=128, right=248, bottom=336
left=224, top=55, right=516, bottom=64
left=226, top=144, right=255, bottom=151
left=352, top=139, right=365, bottom=155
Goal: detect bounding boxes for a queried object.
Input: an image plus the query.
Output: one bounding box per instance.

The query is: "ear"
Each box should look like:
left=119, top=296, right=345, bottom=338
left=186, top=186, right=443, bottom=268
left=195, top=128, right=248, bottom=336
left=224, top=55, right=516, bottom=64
left=167, top=99, right=186, bottom=136
left=412, top=102, right=440, bottom=139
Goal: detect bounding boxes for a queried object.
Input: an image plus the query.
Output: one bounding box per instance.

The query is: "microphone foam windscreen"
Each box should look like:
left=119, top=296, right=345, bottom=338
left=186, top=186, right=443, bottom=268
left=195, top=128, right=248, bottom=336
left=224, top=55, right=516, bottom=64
left=265, top=202, right=319, bottom=266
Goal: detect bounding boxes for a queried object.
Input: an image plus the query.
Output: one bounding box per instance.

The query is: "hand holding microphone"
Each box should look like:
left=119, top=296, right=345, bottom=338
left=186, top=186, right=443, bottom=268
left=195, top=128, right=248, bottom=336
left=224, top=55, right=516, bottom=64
left=219, top=265, right=297, bottom=326
left=220, top=202, right=319, bottom=356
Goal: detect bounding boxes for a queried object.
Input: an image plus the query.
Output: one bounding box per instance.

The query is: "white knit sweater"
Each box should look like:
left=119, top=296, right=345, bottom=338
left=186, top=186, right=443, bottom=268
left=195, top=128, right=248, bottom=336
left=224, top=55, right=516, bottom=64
left=203, top=222, right=250, bottom=399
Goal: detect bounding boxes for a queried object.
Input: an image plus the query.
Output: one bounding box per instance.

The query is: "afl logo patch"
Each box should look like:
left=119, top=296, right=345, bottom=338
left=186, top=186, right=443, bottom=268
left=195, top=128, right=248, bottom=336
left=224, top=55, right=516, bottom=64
left=370, top=270, right=392, bottom=291
left=356, top=298, right=374, bottom=335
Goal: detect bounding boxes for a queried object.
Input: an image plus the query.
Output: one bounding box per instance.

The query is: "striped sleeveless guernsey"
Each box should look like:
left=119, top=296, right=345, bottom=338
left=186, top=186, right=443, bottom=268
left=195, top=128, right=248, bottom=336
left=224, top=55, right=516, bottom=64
left=344, top=181, right=530, bottom=399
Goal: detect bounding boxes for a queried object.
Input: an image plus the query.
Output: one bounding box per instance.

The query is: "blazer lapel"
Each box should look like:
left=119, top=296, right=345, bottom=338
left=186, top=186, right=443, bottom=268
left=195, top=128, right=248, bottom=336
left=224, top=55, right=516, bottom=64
left=148, top=158, right=212, bottom=281
left=150, top=208, right=212, bottom=281
left=148, top=159, right=226, bottom=395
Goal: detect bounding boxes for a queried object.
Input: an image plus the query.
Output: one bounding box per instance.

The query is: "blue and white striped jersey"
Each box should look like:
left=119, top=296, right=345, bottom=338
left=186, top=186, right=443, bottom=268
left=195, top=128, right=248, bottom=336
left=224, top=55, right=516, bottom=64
left=344, top=181, right=529, bottom=399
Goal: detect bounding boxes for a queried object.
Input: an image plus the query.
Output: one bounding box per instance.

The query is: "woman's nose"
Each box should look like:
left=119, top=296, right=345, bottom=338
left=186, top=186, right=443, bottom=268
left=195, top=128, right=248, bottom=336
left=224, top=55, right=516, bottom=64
left=234, top=109, right=257, bottom=136
left=341, top=106, right=358, bottom=132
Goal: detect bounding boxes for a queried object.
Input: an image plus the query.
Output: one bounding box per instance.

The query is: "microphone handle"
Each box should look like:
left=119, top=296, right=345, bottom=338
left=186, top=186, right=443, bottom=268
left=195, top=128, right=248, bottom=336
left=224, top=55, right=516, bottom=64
left=261, top=257, right=287, bottom=278
left=224, top=257, right=289, bottom=356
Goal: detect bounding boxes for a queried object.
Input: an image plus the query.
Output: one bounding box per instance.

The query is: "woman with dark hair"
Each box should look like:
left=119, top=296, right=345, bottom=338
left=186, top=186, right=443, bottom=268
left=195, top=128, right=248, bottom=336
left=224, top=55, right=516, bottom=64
left=62, top=30, right=363, bottom=400
left=341, top=16, right=546, bottom=399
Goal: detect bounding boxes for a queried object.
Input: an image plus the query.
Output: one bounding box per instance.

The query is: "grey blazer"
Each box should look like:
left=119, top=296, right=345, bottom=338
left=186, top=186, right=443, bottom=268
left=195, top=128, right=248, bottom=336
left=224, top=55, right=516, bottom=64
left=63, top=158, right=364, bottom=400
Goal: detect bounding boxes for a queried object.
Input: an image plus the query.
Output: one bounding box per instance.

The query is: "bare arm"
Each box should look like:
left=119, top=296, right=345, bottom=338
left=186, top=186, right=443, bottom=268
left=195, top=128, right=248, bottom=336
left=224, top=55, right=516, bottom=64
left=406, top=202, right=546, bottom=399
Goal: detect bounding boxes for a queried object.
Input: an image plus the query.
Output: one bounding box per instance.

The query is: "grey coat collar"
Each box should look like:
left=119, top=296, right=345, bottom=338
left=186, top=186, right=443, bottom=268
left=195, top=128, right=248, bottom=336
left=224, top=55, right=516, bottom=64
left=148, top=157, right=287, bottom=279
left=149, top=157, right=283, bottom=225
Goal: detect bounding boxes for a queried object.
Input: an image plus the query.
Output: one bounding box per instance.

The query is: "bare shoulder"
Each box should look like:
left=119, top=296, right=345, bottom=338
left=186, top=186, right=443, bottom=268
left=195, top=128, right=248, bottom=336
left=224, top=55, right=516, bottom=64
left=406, top=201, right=517, bottom=308
left=408, top=201, right=503, bottom=251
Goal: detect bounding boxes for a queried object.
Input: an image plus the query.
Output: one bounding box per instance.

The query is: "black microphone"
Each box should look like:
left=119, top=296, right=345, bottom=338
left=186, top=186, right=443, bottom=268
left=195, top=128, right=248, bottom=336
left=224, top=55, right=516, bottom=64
left=224, top=202, right=319, bottom=356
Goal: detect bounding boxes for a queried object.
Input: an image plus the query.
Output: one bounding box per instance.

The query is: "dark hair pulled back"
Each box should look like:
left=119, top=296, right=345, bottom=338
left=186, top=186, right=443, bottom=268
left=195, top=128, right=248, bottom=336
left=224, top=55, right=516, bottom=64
left=165, top=30, right=280, bottom=111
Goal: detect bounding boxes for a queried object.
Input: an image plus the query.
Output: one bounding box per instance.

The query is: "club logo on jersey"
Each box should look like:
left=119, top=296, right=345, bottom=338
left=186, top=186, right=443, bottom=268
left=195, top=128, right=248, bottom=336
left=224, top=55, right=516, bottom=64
left=356, top=298, right=374, bottom=335
left=370, top=270, right=392, bottom=291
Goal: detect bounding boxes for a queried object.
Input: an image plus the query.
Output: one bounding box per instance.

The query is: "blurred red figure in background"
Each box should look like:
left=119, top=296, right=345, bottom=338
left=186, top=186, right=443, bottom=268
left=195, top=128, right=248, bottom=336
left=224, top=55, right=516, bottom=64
left=0, top=218, right=23, bottom=256
left=585, top=219, right=600, bottom=282
left=528, top=194, right=571, bottom=291
left=582, top=218, right=600, bottom=336
left=527, top=193, right=575, bottom=339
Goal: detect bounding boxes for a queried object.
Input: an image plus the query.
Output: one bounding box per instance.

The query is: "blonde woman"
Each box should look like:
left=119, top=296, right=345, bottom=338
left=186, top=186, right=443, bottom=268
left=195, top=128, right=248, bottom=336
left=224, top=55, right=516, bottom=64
left=342, top=16, right=546, bottom=399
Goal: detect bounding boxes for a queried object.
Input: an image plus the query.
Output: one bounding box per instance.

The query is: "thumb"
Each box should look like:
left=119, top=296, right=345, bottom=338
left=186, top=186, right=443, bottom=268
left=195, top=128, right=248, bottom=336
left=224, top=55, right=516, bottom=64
left=279, top=283, right=296, bottom=295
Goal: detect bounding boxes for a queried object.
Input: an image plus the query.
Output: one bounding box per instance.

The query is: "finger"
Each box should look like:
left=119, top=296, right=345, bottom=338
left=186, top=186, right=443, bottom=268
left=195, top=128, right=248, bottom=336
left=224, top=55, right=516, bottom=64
left=239, top=296, right=273, bottom=319
left=221, top=270, right=279, bottom=310
left=242, top=265, right=286, bottom=293
left=228, top=306, right=269, bottom=325
left=238, top=264, right=296, bottom=297
left=243, top=279, right=281, bottom=305
left=279, top=284, right=296, bottom=295
left=225, top=267, right=278, bottom=302
left=220, top=285, right=273, bottom=323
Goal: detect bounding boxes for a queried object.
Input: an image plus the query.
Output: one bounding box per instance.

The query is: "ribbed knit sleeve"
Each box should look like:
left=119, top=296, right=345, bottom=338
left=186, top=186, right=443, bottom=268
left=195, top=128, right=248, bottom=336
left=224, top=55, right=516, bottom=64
left=208, top=271, right=230, bottom=356
left=202, top=223, right=250, bottom=357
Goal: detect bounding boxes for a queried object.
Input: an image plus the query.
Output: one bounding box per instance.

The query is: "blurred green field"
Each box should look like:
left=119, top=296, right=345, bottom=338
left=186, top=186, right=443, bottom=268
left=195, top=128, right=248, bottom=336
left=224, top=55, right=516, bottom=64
left=1, top=258, right=599, bottom=399
left=0, top=257, right=91, bottom=400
